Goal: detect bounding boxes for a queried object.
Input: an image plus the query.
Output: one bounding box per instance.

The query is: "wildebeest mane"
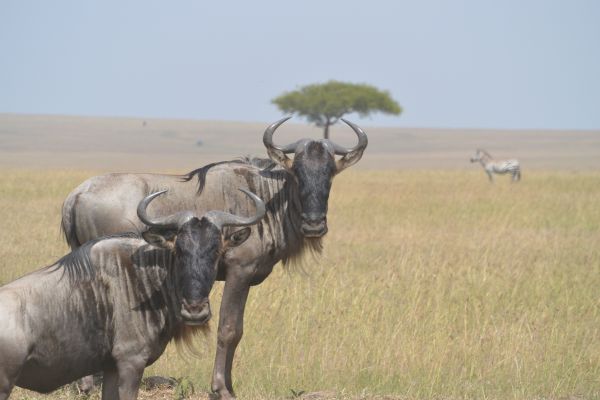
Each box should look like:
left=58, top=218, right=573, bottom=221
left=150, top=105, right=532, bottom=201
left=238, top=155, right=278, bottom=171
left=51, top=232, right=140, bottom=284
left=181, top=160, right=245, bottom=194
left=241, top=156, right=324, bottom=268
left=172, top=323, right=209, bottom=358
left=282, top=237, right=323, bottom=270
left=181, top=156, right=282, bottom=194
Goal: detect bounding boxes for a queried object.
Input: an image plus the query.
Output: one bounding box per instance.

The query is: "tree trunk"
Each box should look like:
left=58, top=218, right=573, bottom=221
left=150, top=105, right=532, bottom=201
left=323, top=122, right=330, bottom=139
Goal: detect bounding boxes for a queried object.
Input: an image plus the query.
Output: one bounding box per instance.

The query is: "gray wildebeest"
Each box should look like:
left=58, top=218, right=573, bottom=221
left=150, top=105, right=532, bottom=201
left=60, top=117, right=368, bottom=399
left=0, top=189, right=265, bottom=400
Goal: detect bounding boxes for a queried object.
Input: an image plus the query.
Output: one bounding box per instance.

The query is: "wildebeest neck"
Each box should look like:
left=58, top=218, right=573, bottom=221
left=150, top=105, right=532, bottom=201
left=180, top=157, right=324, bottom=270
left=52, top=232, right=141, bottom=284
left=224, top=158, right=323, bottom=267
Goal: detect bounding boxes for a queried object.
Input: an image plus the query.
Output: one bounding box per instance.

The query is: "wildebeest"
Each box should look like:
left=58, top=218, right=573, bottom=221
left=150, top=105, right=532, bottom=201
left=470, top=148, right=521, bottom=182
left=60, top=117, right=368, bottom=399
left=0, top=189, right=265, bottom=400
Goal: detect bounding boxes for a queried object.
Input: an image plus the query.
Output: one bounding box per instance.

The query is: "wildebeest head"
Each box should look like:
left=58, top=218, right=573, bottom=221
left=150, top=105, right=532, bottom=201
left=263, top=117, right=368, bottom=237
left=137, top=189, right=265, bottom=325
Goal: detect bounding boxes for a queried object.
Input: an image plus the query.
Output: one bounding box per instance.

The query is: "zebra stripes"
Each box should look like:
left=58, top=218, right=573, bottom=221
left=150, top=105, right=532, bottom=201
left=470, top=149, right=521, bottom=182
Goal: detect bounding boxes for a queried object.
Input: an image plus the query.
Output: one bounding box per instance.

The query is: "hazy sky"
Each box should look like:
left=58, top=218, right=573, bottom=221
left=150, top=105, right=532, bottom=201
left=1, top=0, right=598, bottom=129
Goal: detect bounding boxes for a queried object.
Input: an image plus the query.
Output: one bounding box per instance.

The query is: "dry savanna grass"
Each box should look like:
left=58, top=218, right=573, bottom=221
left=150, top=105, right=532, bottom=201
left=1, top=169, right=599, bottom=400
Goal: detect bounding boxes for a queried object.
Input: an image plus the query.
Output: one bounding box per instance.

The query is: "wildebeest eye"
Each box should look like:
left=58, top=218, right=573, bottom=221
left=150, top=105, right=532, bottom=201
left=226, top=227, right=252, bottom=247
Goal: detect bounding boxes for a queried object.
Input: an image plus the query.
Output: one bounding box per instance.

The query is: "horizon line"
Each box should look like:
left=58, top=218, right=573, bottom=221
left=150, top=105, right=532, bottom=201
left=1, top=111, right=598, bottom=133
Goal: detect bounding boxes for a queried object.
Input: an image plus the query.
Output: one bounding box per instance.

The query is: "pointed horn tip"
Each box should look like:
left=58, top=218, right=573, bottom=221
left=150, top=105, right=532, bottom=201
left=238, top=188, right=264, bottom=205
left=263, top=117, right=293, bottom=153
left=238, top=188, right=266, bottom=216
left=139, top=189, right=168, bottom=208
left=269, top=116, right=292, bottom=127
left=342, top=119, right=368, bottom=141
left=138, top=190, right=169, bottom=227
left=340, top=118, right=364, bottom=130
left=149, top=189, right=168, bottom=197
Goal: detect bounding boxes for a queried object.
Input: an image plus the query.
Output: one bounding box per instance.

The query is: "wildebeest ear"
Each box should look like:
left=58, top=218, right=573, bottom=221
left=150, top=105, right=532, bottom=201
left=142, top=229, right=176, bottom=250
left=225, top=227, right=252, bottom=248
left=266, top=147, right=293, bottom=171
left=335, top=148, right=366, bottom=174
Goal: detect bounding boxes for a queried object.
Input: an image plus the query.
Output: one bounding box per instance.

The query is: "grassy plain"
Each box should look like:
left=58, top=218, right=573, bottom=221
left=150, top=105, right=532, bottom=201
left=1, top=169, right=599, bottom=399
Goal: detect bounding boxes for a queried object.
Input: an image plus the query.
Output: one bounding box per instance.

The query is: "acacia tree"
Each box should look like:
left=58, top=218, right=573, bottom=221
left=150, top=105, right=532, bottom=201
left=272, top=80, right=402, bottom=139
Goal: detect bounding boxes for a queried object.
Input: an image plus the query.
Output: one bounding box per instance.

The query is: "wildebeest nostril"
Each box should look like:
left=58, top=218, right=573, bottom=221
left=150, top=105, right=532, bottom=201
left=301, top=213, right=326, bottom=224
left=182, top=298, right=210, bottom=315
left=181, top=298, right=211, bottom=325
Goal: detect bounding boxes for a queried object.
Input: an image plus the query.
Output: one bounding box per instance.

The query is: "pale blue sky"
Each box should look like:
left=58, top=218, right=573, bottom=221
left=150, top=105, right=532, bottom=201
left=1, top=0, right=598, bottom=129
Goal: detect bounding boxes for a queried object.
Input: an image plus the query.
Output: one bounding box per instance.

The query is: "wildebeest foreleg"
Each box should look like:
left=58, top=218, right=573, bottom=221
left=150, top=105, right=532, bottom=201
left=0, top=332, right=26, bottom=400
left=101, top=368, right=118, bottom=400
left=116, top=360, right=145, bottom=400
left=211, top=275, right=251, bottom=399
left=0, top=362, right=18, bottom=400
left=0, top=375, right=15, bottom=400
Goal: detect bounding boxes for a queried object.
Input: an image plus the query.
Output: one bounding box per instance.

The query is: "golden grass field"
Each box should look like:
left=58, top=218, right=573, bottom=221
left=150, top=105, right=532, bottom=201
left=1, top=168, right=599, bottom=400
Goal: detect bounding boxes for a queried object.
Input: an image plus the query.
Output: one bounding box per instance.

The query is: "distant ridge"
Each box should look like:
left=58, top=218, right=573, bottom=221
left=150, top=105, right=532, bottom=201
left=1, top=113, right=599, bottom=171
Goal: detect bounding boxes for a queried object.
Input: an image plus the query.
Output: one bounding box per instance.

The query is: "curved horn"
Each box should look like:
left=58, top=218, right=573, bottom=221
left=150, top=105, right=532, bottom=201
left=263, top=117, right=294, bottom=169
left=334, top=119, right=369, bottom=172
left=206, top=189, right=266, bottom=229
left=332, top=119, right=369, bottom=155
left=137, top=190, right=195, bottom=229
left=263, top=116, right=294, bottom=152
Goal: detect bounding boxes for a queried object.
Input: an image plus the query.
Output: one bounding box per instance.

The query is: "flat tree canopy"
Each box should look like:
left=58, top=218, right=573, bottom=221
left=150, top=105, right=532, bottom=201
left=272, top=80, right=402, bottom=138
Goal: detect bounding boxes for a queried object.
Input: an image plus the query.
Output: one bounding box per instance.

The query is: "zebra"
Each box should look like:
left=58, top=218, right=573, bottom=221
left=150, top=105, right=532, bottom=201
left=470, top=149, right=521, bottom=182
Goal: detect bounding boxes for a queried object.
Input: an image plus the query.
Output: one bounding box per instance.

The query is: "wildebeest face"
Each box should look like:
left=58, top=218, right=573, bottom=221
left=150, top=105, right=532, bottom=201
left=263, top=117, right=368, bottom=238
left=174, top=218, right=253, bottom=325
left=172, top=217, right=220, bottom=325
left=138, top=189, right=265, bottom=326
left=292, top=141, right=336, bottom=237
